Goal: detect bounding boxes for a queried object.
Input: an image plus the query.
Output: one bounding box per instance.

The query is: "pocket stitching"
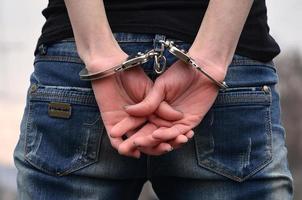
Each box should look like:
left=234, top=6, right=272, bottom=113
left=24, top=87, right=103, bottom=176
left=194, top=87, right=273, bottom=182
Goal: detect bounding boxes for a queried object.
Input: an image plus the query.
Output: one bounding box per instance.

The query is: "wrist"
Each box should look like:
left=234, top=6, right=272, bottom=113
left=82, top=49, right=129, bottom=73
left=187, top=48, right=228, bottom=81
left=75, top=32, right=128, bottom=72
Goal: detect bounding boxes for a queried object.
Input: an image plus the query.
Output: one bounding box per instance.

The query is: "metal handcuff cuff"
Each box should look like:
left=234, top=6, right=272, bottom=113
left=78, top=49, right=163, bottom=81
left=79, top=40, right=228, bottom=90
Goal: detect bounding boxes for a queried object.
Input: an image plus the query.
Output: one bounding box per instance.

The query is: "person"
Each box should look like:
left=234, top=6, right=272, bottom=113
left=13, top=0, right=293, bottom=199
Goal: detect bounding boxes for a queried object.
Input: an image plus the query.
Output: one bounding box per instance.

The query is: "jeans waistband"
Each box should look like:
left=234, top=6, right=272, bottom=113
left=33, top=32, right=279, bottom=88
left=35, top=32, right=276, bottom=73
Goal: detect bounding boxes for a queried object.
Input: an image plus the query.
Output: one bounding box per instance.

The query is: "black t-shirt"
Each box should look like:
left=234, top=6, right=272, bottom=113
left=34, top=0, right=280, bottom=62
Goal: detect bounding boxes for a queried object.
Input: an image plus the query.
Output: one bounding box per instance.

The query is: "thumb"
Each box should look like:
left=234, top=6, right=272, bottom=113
left=124, top=80, right=165, bottom=117
left=155, top=101, right=183, bottom=121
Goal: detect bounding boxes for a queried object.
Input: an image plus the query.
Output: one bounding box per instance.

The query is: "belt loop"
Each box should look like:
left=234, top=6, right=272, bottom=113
left=153, top=34, right=166, bottom=52
left=38, top=44, right=48, bottom=55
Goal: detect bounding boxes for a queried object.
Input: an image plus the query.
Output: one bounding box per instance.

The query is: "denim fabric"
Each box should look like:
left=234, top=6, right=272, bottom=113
left=14, top=32, right=293, bottom=200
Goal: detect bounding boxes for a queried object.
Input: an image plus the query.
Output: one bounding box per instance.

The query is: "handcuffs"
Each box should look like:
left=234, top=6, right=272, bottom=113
left=79, top=49, right=161, bottom=81
left=79, top=40, right=228, bottom=90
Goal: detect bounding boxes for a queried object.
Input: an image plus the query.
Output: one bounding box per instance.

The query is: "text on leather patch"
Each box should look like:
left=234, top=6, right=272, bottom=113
left=48, top=102, right=72, bottom=119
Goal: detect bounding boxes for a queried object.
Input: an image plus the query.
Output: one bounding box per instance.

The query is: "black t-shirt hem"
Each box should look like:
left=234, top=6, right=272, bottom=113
left=35, top=24, right=280, bottom=63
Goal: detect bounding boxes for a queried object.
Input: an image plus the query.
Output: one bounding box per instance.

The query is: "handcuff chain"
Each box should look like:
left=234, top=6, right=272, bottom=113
left=153, top=41, right=167, bottom=74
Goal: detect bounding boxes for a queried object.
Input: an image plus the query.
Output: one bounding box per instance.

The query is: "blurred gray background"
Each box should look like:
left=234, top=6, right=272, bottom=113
left=0, top=0, right=301, bottom=199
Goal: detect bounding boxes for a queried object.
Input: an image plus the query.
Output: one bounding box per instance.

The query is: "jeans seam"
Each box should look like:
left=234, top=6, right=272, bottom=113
left=228, top=63, right=276, bottom=71
left=34, top=55, right=84, bottom=65
left=29, top=84, right=98, bottom=106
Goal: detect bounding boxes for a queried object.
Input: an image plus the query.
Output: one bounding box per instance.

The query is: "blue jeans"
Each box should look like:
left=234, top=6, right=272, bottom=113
left=14, top=32, right=293, bottom=199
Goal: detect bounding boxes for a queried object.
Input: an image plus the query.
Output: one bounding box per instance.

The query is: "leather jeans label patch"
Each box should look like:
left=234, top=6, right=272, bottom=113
left=48, top=102, right=72, bottom=119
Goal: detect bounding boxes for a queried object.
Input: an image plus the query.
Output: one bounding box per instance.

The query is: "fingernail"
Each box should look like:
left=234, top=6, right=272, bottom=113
left=188, top=131, right=195, bottom=139
left=165, top=146, right=173, bottom=153
left=134, top=150, right=141, bottom=159
left=123, top=105, right=130, bottom=109
left=181, top=137, right=189, bottom=144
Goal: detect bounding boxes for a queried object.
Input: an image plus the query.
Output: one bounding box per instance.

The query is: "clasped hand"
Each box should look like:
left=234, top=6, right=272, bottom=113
left=91, top=53, right=225, bottom=158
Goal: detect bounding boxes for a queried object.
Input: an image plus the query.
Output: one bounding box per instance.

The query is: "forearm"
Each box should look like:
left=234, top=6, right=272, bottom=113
left=64, top=0, right=127, bottom=71
left=189, top=0, right=254, bottom=73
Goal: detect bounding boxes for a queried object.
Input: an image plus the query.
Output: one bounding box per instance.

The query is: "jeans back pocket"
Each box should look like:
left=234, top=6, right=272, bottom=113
left=194, top=86, right=273, bottom=182
left=25, top=83, right=103, bottom=176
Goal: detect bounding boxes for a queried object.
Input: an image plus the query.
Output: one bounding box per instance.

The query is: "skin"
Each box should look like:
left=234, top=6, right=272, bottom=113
left=90, top=64, right=194, bottom=158
left=64, top=0, right=254, bottom=158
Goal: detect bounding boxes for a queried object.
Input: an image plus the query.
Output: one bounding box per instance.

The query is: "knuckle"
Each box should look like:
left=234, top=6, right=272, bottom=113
left=156, top=77, right=165, bottom=87
left=172, top=126, right=182, bottom=136
left=143, top=98, right=154, bottom=112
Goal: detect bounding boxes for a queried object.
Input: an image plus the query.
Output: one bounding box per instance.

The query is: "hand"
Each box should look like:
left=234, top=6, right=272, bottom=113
left=90, top=52, right=187, bottom=158
left=116, top=119, right=195, bottom=157
left=123, top=54, right=227, bottom=146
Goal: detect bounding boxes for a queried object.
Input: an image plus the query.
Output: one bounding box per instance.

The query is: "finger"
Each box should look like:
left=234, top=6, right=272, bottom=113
left=118, top=123, right=157, bottom=158
left=110, top=116, right=147, bottom=138
left=124, top=81, right=165, bottom=117
left=137, top=142, right=173, bottom=156
left=148, top=115, right=174, bottom=128
left=167, top=130, right=194, bottom=150
left=133, top=134, right=161, bottom=148
left=118, top=140, right=141, bottom=159
left=113, top=130, right=140, bottom=158
left=155, top=101, right=183, bottom=121
left=168, top=134, right=189, bottom=150
left=137, top=131, right=193, bottom=155
left=109, top=136, right=124, bottom=150
left=184, top=130, right=195, bottom=139
left=133, top=127, right=168, bottom=148
left=136, top=130, right=194, bottom=152
left=124, top=130, right=136, bottom=139
left=152, top=124, right=190, bottom=141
